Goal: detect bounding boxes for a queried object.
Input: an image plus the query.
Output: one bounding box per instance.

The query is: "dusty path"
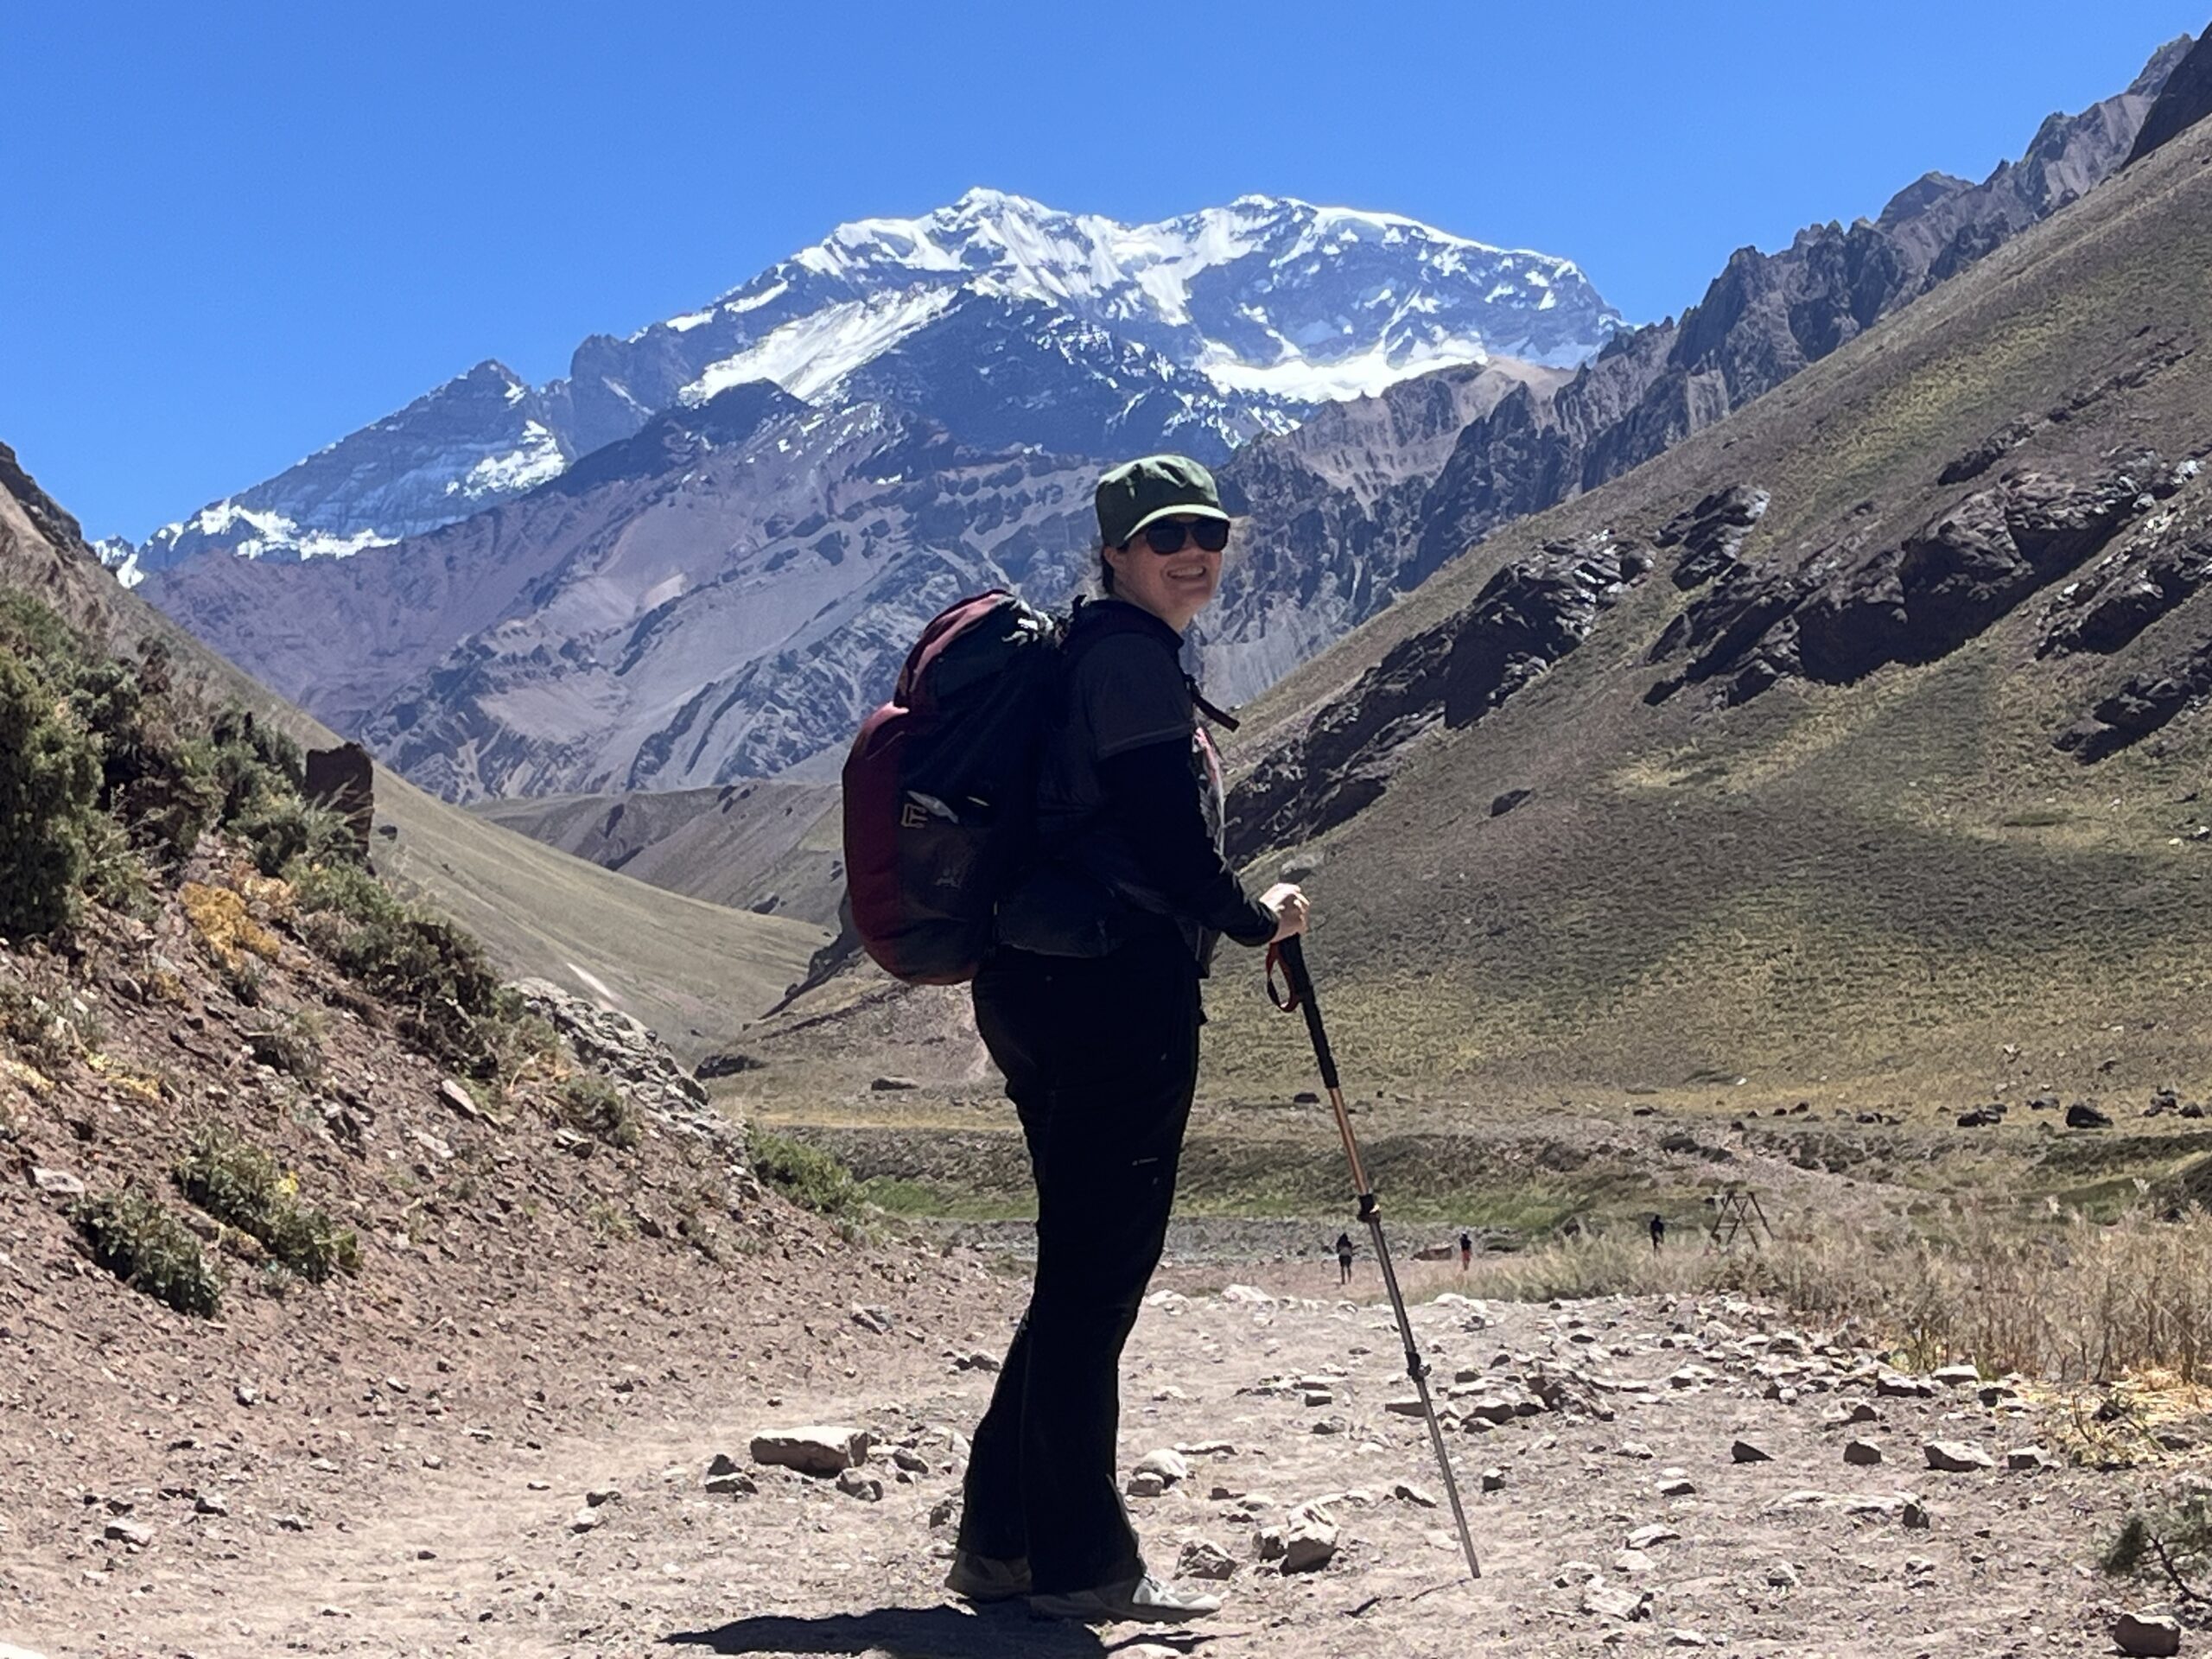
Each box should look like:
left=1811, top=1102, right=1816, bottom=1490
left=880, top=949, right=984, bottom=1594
left=16, top=1264, right=2191, bottom=1658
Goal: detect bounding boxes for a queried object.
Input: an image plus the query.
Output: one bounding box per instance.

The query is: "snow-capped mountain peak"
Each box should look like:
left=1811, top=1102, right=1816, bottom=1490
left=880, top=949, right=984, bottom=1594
left=108, top=360, right=574, bottom=582
left=115, top=190, right=1619, bottom=575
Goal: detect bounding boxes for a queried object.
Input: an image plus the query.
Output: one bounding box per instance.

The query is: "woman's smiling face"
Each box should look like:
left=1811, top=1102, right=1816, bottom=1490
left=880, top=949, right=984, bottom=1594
left=1103, top=516, right=1226, bottom=631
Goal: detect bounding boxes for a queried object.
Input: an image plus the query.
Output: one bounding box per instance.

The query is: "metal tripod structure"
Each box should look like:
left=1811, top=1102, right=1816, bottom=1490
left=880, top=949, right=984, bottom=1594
left=1707, top=1185, right=1777, bottom=1252
left=1269, top=936, right=1482, bottom=1582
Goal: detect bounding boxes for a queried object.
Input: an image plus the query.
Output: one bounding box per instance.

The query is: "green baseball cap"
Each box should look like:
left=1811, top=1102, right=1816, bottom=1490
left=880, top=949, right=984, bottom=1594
left=1095, top=454, right=1231, bottom=549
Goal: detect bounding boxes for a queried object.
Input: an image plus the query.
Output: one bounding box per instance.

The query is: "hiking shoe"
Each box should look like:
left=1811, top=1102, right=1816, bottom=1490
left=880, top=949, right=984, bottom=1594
left=1029, top=1573, right=1223, bottom=1623
left=944, top=1550, right=1032, bottom=1602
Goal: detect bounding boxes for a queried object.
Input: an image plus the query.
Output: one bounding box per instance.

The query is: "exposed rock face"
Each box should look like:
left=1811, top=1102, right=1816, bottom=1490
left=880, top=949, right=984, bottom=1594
left=1646, top=466, right=2162, bottom=708
left=113, top=191, right=1623, bottom=575
left=146, top=391, right=1100, bottom=799
left=303, top=742, right=375, bottom=855
left=121, top=363, right=575, bottom=582
left=510, top=977, right=731, bottom=1154
left=2039, top=533, right=2212, bottom=658
left=1656, top=486, right=1770, bottom=590
left=1397, top=43, right=2183, bottom=592
left=2127, top=29, right=2212, bottom=164
left=1228, top=530, right=1648, bottom=856
left=1442, top=532, right=1653, bottom=728
left=2055, top=635, right=2212, bottom=761
left=2034, top=457, right=2211, bottom=672
left=1202, top=359, right=1570, bottom=703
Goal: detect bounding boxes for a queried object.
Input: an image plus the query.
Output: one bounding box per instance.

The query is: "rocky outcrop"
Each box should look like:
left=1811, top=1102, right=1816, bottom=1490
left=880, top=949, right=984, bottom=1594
left=2037, top=460, right=2209, bottom=656
left=1656, top=486, right=1770, bottom=590
left=1647, top=464, right=2167, bottom=707
left=1228, top=531, right=1647, bottom=857
left=2127, top=29, right=2212, bottom=164
left=2055, top=635, right=2212, bottom=761
left=1200, top=359, right=1570, bottom=703
left=1443, top=531, right=1653, bottom=728
left=303, top=742, right=375, bottom=855
left=511, top=977, right=734, bottom=1153
left=0, top=442, right=89, bottom=554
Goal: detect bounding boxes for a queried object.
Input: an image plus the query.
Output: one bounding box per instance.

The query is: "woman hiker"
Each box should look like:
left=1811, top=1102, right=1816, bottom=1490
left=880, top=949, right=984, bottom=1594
left=945, top=454, right=1310, bottom=1624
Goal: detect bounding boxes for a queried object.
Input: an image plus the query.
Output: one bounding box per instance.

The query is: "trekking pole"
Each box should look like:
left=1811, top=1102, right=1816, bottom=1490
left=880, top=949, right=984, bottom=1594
left=1266, top=935, right=1481, bottom=1581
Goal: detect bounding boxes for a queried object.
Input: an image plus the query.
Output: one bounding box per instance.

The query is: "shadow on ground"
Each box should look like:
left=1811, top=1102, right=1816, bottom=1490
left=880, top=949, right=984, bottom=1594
left=668, top=1602, right=1216, bottom=1657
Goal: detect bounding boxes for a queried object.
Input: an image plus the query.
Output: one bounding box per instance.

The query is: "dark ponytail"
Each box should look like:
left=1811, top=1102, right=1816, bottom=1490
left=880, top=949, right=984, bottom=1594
left=1098, top=543, right=1117, bottom=597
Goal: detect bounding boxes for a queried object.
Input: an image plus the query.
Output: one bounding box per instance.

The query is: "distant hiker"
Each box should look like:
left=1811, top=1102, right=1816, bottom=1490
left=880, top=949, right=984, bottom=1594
left=1649, top=1213, right=1666, bottom=1253
left=947, top=455, right=1309, bottom=1626
left=1459, top=1230, right=1472, bottom=1273
left=1336, top=1231, right=1355, bottom=1285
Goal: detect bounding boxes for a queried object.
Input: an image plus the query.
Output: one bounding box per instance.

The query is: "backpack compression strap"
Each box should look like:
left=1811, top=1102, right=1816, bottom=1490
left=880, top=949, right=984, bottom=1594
left=1185, top=677, right=1239, bottom=732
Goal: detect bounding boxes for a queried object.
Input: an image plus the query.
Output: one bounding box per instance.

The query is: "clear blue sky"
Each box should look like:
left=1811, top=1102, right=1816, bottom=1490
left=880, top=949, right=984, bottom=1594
left=3, top=0, right=2201, bottom=543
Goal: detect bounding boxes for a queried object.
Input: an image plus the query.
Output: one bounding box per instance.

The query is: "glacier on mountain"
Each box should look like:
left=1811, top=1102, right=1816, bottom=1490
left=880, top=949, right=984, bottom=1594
left=111, top=188, right=1620, bottom=574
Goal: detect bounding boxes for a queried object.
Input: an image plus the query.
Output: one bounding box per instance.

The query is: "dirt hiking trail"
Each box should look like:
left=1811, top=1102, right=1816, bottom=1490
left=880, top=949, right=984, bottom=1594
left=15, top=1255, right=2188, bottom=1658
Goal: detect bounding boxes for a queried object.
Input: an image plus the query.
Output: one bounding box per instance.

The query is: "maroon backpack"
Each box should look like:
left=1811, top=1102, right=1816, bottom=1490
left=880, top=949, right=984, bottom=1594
left=843, top=592, right=1173, bottom=983
left=842, top=592, right=1065, bottom=984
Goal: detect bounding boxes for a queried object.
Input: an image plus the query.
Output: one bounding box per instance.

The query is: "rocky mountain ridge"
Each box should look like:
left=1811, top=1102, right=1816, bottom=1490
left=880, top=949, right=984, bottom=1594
left=144, top=389, right=1107, bottom=798
left=126, top=35, right=2196, bottom=805
left=1195, top=34, right=2196, bottom=711
left=106, top=191, right=1621, bottom=580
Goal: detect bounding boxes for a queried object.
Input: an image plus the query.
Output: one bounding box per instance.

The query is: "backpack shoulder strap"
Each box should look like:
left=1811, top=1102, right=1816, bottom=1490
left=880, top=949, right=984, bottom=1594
left=1062, top=599, right=1240, bottom=731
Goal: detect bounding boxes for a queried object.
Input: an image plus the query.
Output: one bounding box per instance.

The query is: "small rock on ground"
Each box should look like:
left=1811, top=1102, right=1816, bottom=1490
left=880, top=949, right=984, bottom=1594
left=1281, top=1505, right=1338, bottom=1573
left=1923, top=1440, right=1994, bottom=1472
left=750, top=1427, right=867, bottom=1476
left=2114, top=1612, right=2183, bottom=1657
left=1177, top=1539, right=1237, bottom=1580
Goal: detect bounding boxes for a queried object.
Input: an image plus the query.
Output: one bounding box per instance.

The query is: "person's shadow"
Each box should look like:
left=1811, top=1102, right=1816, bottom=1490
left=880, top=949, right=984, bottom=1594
left=669, top=1601, right=1217, bottom=1657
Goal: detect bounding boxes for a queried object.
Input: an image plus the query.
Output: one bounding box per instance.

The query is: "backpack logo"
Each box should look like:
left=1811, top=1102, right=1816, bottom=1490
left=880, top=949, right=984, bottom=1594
left=899, top=802, right=929, bottom=830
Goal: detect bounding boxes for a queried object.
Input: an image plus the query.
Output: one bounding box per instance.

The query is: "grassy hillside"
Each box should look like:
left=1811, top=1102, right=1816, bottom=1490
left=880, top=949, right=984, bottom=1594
left=1193, top=118, right=2212, bottom=1105
left=470, top=780, right=845, bottom=930
left=741, top=117, right=2212, bottom=1122
left=0, top=467, right=823, bottom=1063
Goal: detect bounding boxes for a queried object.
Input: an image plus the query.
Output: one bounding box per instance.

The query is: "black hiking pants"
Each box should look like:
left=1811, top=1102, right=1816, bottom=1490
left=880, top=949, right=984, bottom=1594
left=956, top=924, right=1201, bottom=1593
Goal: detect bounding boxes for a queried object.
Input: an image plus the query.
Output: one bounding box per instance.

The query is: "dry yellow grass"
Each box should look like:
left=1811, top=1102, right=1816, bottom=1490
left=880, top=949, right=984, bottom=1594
left=1414, top=1200, right=2212, bottom=1389
left=179, top=881, right=282, bottom=969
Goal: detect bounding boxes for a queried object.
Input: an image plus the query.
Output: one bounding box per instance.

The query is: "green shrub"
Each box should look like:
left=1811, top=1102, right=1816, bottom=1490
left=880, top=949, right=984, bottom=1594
left=585, top=1199, right=637, bottom=1242
left=174, top=1123, right=360, bottom=1282
left=0, top=981, right=68, bottom=1073
left=78, top=811, right=156, bottom=918
left=2104, top=1481, right=2212, bottom=1590
left=68, top=645, right=223, bottom=866
left=0, top=591, right=96, bottom=671
left=556, top=1071, right=641, bottom=1150
left=219, top=956, right=266, bottom=1007
left=748, top=1131, right=861, bottom=1218
left=74, top=1187, right=225, bottom=1317
left=233, top=794, right=357, bottom=877
left=289, top=857, right=404, bottom=925
left=0, top=652, right=102, bottom=940
left=331, top=911, right=512, bottom=1079
left=245, top=1009, right=325, bottom=1085
left=207, top=705, right=305, bottom=815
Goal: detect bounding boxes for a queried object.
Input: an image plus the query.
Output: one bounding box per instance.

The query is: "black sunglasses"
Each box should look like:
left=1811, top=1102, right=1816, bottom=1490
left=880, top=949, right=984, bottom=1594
left=1134, top=517, right=1230, bottom=555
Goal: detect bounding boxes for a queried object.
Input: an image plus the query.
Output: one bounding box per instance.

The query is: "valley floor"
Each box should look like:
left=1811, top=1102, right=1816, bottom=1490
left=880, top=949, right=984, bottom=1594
left=8, top=1255, right=2196, bottom=1658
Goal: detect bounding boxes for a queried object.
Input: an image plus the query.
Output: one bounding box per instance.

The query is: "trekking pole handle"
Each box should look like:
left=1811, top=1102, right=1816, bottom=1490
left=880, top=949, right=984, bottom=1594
left=1268, top=937, right=1340, bottom=1093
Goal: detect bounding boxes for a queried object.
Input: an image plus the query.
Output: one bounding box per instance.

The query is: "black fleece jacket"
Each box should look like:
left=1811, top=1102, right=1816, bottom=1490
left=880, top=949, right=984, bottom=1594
left=1098, top=740, right=1276, bottom=948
